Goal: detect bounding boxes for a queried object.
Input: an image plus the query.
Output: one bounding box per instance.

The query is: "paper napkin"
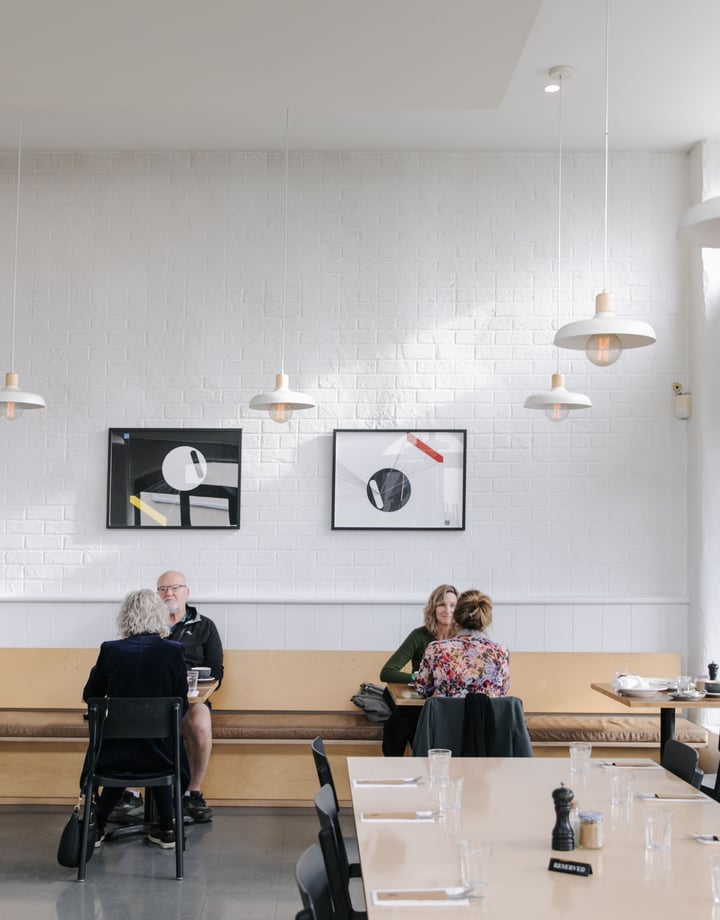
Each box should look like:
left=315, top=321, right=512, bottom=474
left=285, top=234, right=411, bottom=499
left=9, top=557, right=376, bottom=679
left=373, top=888, right=469, bottom=906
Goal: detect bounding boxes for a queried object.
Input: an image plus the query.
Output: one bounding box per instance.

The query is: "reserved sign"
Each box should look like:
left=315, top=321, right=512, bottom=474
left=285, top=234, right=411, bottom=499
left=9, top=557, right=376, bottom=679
left=548, top=858, right=593, bottom=877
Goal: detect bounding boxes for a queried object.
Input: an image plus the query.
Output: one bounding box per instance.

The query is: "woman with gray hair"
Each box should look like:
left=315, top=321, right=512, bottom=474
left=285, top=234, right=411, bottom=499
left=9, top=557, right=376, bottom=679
left=82, top=589, right=189, bottom=849
left=414, top=589, right=509, bottom=698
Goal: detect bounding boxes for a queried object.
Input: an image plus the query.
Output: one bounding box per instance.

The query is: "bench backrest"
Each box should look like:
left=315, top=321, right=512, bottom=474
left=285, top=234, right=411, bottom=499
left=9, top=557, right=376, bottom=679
left=0, top=647, right=682, bottom=715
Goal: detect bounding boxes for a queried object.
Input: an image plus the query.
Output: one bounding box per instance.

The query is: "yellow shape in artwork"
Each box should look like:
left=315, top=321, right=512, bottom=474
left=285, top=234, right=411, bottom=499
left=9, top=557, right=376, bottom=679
left=129, top=494, right=167, bottom=526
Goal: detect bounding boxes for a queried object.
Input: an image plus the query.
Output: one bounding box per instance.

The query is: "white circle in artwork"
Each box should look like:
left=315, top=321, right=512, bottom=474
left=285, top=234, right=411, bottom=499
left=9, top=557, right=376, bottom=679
left=162, top=446, right=208, bottom=491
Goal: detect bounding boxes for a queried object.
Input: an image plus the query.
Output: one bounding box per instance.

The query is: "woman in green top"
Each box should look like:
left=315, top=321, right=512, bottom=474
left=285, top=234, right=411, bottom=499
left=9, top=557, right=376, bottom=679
left=380, top=584, right=458, bottom=755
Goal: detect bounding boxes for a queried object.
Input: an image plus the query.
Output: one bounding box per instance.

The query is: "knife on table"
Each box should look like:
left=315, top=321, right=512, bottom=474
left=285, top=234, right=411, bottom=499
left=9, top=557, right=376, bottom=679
left=375, top=890, right=468, bottom=902
left=362, top=811, right=436, bottom=820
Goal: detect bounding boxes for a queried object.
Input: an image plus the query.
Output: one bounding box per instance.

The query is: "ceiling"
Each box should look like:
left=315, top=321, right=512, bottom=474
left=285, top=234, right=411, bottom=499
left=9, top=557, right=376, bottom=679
left=1, top=0, right=719, bottom=152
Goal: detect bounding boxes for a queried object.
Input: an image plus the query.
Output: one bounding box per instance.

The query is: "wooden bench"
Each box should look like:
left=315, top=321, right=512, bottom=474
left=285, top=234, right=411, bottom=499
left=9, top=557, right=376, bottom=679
left=0, top=648, right=707, bottom=807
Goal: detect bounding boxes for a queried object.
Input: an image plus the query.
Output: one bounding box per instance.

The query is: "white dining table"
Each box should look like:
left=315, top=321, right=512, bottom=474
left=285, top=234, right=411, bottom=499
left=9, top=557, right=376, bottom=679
left=347, top=755, right=720, bottom=918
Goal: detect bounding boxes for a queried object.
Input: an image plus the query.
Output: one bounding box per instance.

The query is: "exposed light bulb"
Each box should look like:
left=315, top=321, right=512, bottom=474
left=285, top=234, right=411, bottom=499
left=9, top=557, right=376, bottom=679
left=2, top=402, right=22, bottom=421
left=545, top=404, right=569, bottom=422
left=586, top=333, right=622, bottom=366
left=269, top=403, right=293, bottom=423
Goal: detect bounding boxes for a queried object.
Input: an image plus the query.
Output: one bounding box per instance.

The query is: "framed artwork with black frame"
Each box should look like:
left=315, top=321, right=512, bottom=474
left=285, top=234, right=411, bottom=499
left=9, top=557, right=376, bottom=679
left=331, top=429, right=467, bottom=530
left=106, top=428, right=242, bottom=529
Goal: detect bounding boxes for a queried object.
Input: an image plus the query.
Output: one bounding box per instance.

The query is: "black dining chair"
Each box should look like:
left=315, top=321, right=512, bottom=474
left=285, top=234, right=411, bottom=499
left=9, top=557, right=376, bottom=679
left=661, top=738, right=703, bottom=788
left=295, top=841, right=334, bottom=920
left=79, top=697, right=185, bottom=881
left=313, top=784, right=367, bottom=920
left=311, top=737, right=339, bottom=809
left=310, top=737, right=360, bottom=874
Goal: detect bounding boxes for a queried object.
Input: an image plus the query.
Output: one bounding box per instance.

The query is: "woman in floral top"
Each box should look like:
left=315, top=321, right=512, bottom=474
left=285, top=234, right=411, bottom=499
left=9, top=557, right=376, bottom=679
left=414, top=589, right=509, bottom=698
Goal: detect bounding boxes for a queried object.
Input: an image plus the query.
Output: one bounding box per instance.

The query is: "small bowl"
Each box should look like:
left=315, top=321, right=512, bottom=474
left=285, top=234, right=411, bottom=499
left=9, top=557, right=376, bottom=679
left=192, top=666, right=212, bottom=680
left=705, top=681, right=720, bottom=694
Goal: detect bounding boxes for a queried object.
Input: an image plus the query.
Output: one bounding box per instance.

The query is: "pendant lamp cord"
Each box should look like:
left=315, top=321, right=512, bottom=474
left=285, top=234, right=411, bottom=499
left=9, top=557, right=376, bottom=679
left=603, top=0, right=610, bottom=293
left=279, top=108, right=290, bottom=376
left=555, top=75, right=564, bottom=376
left=10, top=118, right=23, bottom=373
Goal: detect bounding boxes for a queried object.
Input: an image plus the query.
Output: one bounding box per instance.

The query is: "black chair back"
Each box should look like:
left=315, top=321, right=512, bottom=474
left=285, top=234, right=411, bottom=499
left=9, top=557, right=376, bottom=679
left=311, top=736, right=338, bottom=810
left=79, top=696, right=185, bottom=882
left=314, top=784, right=366, bottom=919
left=661, top=738, right=703, bottom=788
left=295, top=841, right=334, bottom=920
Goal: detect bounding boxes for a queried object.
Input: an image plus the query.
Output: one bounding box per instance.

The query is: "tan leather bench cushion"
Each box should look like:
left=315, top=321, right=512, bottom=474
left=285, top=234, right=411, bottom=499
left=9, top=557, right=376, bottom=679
left=0, top=709, right=87, bottom=739
left=211, top=711, right=383, bottom=741
left=526, top=714, right=708, bottom=746
left=0, top=709, right=707, bottom=748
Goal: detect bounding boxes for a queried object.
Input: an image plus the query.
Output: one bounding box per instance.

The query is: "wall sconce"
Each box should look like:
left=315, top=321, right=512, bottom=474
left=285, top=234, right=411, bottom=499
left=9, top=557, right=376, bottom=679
left=672, top=382, right=692, bottom=420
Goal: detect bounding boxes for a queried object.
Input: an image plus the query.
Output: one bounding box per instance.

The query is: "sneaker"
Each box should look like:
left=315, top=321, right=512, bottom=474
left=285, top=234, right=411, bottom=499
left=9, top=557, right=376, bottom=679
left=147, top=826, right=176, bottom=849
left=182, top=791, right=213, bottom=824
left=108, top=791, right=144, bottom=823
left=94, top=822, right=106, bottom=848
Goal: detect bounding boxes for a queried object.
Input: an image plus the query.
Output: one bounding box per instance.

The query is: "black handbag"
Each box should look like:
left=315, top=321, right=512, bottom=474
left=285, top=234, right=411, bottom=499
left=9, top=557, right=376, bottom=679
left=57, top=796, right=97, bottom=868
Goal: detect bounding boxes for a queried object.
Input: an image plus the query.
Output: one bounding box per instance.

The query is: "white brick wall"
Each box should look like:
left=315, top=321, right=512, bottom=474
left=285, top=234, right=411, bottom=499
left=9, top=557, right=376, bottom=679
left=0, top=150, right=690, bottom=655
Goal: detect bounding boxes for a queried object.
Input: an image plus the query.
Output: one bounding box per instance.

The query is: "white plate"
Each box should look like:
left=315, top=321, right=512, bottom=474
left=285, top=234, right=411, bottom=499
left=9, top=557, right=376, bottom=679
left=619, top=688, right=668, bottom=698
left=197, top=676, right=215, bottom=683
left=705, top=691, right=720, bottom=698
left=670, top=691, right=705, bottom=701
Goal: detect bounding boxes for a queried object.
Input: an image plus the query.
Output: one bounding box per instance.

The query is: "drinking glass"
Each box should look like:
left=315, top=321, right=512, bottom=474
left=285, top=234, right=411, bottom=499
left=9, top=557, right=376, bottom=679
left=428, top=748, right=452, bottom=783
left=434, top=778, right=464, bottom=813
left=676, top=675, right=694, bottom=694
left=458, top=841, right=492, bottom=896
left=187, top=670, right=199, bottom=696
left=643, top=808, right=672, bottom=850
left=611, top=770, right=634, bottom=805
left=710, top=854, right=720, bottom=904
left=569, top=742, right=592, bottom=773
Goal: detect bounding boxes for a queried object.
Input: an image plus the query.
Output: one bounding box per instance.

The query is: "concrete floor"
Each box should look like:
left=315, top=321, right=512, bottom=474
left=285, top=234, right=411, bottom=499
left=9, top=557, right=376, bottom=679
left=1, top=805, right=322, bottom=920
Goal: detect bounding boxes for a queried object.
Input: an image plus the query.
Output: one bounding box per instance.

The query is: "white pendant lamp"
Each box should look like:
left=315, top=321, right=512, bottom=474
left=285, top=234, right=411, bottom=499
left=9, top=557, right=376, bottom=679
left=525, top=372, right=591, bottom=422
left=525, top=67, right=591, bottom=421
left=249, top=110, right=315, bottom=423
left=554, top=0, right=655, bottom=366
left=678, top=196, right=720, bottom=247
left=0, top=121, right=45, bottom=420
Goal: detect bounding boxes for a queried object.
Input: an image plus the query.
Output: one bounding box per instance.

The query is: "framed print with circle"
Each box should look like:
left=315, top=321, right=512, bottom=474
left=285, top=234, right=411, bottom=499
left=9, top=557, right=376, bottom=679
left=106, top=428, right=241, bottom=529
left=331, top=429, right=466, bottom=530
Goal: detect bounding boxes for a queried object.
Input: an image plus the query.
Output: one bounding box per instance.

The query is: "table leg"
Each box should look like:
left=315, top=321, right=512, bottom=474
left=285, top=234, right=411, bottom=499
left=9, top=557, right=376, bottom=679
left=659, top=708, right=676, bottom=755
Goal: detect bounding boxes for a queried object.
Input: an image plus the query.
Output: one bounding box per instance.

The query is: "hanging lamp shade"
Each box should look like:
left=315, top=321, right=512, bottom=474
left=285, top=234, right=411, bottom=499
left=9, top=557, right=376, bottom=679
left=554, top=292, right=656, bottom=366
left=2, top=120, right=46, bottom=421
left=0, top=371, right=46, bottom=420
left=525, top=67, right=591, bottom=421
left=524, top=373, right=591, bottom=422
left=553, top=1, right=655, bottom=367
left=249, top=372, right=315, bottom=424
left=678, top=196, right=720, bottom=247
left=249, top=110, right=315, bottom=423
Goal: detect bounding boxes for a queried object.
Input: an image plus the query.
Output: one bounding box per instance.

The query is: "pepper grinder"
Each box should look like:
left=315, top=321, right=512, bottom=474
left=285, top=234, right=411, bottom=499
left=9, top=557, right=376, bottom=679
left=551, top=783, right=574, bottom=851
left=709, top=662, right=718, bottom=681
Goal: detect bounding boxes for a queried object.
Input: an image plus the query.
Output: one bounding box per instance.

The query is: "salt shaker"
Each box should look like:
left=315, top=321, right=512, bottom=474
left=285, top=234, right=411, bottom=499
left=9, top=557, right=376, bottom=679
left=551, top=783, right=574, bottom=851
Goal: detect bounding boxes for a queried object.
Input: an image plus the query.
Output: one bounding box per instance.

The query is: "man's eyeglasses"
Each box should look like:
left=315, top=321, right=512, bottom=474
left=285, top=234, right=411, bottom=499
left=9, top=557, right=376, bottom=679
left=157, top=584, right=187, bottom=594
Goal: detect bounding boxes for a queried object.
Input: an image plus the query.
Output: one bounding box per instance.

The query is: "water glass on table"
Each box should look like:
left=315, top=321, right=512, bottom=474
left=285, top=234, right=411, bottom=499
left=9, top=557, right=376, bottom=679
left=458, top=840, right=492, bottom=897
left=569, top=742, right=592, bottom=773
left=643, top=808, right=672, bottom=850
left=428, top=748, right=452, bottom=783
left=710, top=854, right=720, bottom=904
left=187, top=670, right=199, bottom=696
left=433, top=778, right=464, bottom=814
left=611, top=769, right=634, bottom=805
